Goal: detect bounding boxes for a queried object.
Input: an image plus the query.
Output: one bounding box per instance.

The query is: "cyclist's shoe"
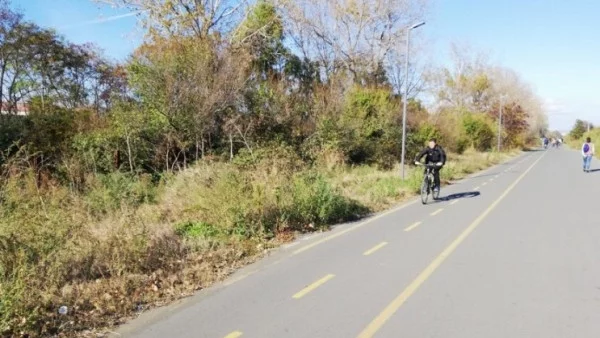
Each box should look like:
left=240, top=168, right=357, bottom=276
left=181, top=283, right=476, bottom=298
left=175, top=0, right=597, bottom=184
left=432, top=186, right=440, bottom=200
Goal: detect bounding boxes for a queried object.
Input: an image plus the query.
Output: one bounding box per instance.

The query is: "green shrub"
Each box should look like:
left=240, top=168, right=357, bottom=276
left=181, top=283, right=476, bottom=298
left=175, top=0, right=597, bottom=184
left=407, top=122, right=443, bottom=160
left=0, top=115, right=27, bottom=162
left=287, top=172, right=367, bottom=227
left=85, top=172, right=158, bottom=215
left=569, top=120, right=588, bottom=140
left=233, top=143, right=305, bottom=174
left=335, top=86, right=401, bottom=168
left=368, top=176, right=404, bottom=201
left=71, top=131, right=117, bottom=174
left=461, top=112, right=495, bottom=151
left=175, top=221, right=221, bottom=239
left=455, top=137, right=469, bottom=154
left=406, top=168, right=426, bottom=193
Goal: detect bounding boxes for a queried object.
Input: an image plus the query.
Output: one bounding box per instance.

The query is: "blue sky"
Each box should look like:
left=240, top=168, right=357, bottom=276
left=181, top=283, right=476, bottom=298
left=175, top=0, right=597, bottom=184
left=429, top=0, right=600, bottom=132
left=12, top=0, right=141, bottom=61
left=12, top=0, right=600, bottom=131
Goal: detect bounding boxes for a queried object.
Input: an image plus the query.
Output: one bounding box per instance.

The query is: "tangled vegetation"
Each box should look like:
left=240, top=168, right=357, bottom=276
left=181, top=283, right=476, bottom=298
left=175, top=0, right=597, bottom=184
left=0, top=0, right=547, bottom=336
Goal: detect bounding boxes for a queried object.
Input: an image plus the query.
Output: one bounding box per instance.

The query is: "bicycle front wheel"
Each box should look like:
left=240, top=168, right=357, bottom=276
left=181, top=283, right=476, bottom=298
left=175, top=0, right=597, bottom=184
left=420, top=177, right=429, bottom=204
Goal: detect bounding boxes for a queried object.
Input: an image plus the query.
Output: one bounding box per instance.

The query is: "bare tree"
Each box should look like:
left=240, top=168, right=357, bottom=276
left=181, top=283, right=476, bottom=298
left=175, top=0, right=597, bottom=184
left=279, top=0, right=428, bottom=81
left=489, top=66, right=546, bottom=134
left=425, top=42, right=494, bottom=111
left=94, top=0, right=248, bottom=40
left=386, top=46, right=427, bottom=97
left=424, top=42, right=546, bottom=139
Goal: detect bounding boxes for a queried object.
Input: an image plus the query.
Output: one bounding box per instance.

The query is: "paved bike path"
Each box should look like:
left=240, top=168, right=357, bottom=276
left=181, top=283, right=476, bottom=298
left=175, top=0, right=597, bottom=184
left=116, top=149, right=599, bottom=338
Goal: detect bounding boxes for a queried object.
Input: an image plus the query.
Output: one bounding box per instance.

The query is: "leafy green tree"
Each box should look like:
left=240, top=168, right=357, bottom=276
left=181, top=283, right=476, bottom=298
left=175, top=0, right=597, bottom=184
left=0, top=4, right=118, bottom=113
left=128, top=36, right=250, bottom=166
left=569, top=119, right=589, bottom=140
left=233, top=1, right=285, bottom=77
left=461, top=112, right=495, bottom=151
left=338, top=86, right=401, bottom=168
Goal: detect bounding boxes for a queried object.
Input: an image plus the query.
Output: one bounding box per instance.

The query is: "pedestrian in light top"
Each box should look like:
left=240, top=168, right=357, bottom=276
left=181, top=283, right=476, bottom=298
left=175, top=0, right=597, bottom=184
left=582, top=137, right=595, bottom=172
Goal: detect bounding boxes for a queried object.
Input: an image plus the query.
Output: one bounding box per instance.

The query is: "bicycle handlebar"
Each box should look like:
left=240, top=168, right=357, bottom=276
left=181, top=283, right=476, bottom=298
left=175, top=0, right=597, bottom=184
left=414, top=162, right=442, bottom=168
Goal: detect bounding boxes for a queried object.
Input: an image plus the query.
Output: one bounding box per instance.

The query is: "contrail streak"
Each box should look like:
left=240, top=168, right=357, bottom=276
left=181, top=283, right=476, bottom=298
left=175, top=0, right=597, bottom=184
left=60, top=10, right=143, bottom=29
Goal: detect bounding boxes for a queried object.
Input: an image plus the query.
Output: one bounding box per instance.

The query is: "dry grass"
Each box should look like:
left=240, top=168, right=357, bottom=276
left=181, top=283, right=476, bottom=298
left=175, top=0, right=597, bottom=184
left=0, top=148, right=520, bottom=337
left=328, top=148, right=519, bottom=212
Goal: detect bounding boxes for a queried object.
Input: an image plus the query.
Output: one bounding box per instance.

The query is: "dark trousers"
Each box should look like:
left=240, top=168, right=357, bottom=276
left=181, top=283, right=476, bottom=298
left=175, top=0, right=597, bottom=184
left=424, top=167, right=441, bottom=188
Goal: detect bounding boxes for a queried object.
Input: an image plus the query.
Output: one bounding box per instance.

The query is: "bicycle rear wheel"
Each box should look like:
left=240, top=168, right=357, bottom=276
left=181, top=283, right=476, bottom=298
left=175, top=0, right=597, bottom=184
left=420, top=177, right=429, bottom=204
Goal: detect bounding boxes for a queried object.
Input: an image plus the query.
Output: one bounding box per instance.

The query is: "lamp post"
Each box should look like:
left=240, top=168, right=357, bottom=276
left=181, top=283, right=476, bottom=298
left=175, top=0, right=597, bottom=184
left=400, top=21, right=425, bottom=180
left=497, top=95, right=509, bottom=152
left=497, top=99, right=503, bottom=152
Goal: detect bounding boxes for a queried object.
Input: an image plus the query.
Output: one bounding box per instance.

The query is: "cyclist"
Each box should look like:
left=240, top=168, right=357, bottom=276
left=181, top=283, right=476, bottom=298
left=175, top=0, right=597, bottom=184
left=415, top=138, right=446, bottom=193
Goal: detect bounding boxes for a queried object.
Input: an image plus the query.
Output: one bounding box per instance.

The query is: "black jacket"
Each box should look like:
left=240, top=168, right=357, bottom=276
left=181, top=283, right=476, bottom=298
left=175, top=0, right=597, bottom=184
left=415, top=145, right=446, bottom=165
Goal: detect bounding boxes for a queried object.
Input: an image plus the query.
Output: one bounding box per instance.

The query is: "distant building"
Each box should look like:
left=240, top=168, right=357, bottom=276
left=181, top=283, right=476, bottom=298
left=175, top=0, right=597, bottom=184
left=1, top=102, right=29, bottom=116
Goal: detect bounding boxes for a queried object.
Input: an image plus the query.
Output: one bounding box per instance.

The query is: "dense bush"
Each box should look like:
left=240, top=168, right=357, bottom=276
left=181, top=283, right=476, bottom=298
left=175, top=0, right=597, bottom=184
left=0, top=0, right=545, bottom=335
left=567, top=127, right=600, bottom=155
left=461, top=112, right=496, bottom=151
left=569, top=119, right=592, bottom=140
left=337, top=86, right=402, bottom=168
left=407, top=122, right=443, bottom=159
left=0, top=143, right=521, bottom=336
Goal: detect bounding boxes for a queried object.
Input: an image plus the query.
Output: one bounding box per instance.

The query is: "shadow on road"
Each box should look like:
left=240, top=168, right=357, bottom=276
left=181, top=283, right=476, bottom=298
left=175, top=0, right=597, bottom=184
left=589, top=169, right=600, bottom=173
left=438, top=191, right=481, bottom=202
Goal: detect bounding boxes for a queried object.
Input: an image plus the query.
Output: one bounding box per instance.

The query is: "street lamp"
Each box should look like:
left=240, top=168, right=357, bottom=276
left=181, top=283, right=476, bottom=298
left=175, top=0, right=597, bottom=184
left=497, top=95, right=508, bottom=152
left=497, top=99, right=503, bottom=152
left=400, top=21, right=425, bottom=180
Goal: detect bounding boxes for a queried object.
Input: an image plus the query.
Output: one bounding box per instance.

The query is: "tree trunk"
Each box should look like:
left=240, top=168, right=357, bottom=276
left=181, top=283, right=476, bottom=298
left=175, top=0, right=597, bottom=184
left=165, top=139, right=170, bottom=173
left=229, top=133, right=233, bottom=161
left=113, top=149, right=120, bottom=170
left=125, top=132, right=134, bottom=173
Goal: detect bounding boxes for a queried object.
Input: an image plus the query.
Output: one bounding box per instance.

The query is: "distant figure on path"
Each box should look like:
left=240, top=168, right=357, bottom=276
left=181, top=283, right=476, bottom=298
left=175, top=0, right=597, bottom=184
left=582, top=137, right=595, bottom=172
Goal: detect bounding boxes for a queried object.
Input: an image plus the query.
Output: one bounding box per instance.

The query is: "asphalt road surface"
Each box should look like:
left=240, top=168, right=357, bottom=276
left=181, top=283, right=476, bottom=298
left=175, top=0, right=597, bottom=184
left=116, top=147, right=600, bottom=338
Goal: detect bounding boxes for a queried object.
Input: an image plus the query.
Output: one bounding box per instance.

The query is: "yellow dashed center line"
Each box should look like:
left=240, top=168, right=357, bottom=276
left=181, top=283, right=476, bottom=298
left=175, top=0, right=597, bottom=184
left=430, top=208, right=444, bottom=216
left=293, top=200, right=418, bottom=255
left=473, top=186, right=480, bottom=191
left=481, top=182, right=487, bottom=186
left=404, top=221, right=422, bottom=232
left=449, top=200, right=460, bottom=205
left=292, top=274, right=335, bottom=299
left=363, top=242, right=388, bottom=256
left=224, top=331, right=243, bottom=338
left=355, top=152, right=546, bottom=338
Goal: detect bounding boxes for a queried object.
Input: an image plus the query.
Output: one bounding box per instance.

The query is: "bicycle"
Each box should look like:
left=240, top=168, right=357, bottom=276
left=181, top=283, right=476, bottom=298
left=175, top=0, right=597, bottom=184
left=415, top=162, right=442, bottom=204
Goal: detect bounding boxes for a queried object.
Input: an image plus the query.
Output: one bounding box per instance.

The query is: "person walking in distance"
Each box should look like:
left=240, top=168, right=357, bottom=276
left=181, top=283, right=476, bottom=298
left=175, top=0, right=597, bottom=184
left=582, top=137, right=595, bottom=172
